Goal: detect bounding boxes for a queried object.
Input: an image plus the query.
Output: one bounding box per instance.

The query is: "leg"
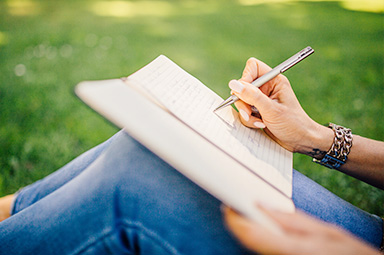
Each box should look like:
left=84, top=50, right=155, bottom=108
left=2, top=130, right=381, bottom=253
left=1, top=131, right=251, bottom=255
left=11, top=131, right=122, bottom=214
left=292, top=170, right=383, bottom=249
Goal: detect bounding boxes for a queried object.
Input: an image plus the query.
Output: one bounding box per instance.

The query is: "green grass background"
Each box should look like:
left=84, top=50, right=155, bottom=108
left=0, top=0, right=383, bottom=216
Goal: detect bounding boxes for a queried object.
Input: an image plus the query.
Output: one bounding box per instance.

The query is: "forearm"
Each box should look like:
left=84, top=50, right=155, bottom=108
left=301, top=124, right=384, bottom=189
left=339, top=135, right=384, bottom=189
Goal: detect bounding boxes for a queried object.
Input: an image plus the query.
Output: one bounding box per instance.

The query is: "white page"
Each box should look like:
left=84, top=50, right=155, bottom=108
left=127, top=55, right=292, bottom=196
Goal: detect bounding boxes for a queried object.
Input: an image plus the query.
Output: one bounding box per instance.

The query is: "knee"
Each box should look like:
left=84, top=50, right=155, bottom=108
left=85, top=131, right=182, bottom=198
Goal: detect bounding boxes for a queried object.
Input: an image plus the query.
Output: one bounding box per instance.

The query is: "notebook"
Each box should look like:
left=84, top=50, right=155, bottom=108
left=75, top=55, right=295, bottom=233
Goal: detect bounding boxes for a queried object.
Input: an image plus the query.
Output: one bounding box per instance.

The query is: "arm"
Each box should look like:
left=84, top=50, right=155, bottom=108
left=336, top=135, right=384, bottom=189
left=230, top=57, right=384, bottom=189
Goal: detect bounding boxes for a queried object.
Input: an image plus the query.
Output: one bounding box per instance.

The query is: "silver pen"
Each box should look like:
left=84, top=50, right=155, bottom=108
left=213, top=46, right=314, bottom=112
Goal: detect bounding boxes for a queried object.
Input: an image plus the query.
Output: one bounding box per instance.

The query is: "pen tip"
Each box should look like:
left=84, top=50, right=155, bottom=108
left=213, top=105, right=223, bottom=113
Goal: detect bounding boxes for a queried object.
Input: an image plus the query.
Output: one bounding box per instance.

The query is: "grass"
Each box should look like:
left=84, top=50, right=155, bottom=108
left=0, top=0, right=383, bottom=216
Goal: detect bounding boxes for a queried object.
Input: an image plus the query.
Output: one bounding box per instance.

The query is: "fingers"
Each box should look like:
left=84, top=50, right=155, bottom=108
left=235, top=57, right=288, bottom=113
left=223, top=206, right=286, bottom=254
left=238, top=81, right=274, bottom=114
left=223, top=205, right=310, bottom=255
left=229, top=79, right=274, bottom=127
left=234, top=99, right=266, bottom=129
left=224, top=205, right=378, bottom=255
left=261, top=207, right=332, bottom=234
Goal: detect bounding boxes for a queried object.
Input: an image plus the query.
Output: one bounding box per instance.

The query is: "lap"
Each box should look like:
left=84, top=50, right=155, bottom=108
left=6, top=131, right=251, bottom=254
left=8, top=130, right=383, bottom=252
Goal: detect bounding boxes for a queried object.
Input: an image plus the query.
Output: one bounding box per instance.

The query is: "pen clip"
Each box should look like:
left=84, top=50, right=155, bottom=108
left=280, top=46, right=314, bottom=73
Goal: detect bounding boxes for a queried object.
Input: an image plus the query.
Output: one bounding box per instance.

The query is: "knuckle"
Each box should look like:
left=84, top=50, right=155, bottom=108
left=246, top=57, right=258, bottom=68
left=247, top=57, right=257, bottom=63
left=276, top=74, right=290, bottom=86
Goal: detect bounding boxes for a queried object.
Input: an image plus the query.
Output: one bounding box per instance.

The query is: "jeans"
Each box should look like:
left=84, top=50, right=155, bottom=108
left=0, top=130, right=382, bottom=254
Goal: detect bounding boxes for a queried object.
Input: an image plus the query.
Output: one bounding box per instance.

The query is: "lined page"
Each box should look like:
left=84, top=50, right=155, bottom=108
left=127, top=55, right=292, bottom=196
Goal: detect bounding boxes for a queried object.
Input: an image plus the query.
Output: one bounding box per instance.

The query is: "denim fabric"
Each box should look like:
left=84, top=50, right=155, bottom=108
left=1, top=130, right=382, bottom=254
left=293, top=170, right=383, bottom=248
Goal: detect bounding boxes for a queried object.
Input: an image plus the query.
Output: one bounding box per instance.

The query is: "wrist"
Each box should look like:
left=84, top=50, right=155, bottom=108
left=296, top=122, right=334, bottom=158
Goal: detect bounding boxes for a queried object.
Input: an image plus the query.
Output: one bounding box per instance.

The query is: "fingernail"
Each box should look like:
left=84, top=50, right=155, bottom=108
left=229, top=80, right=244, bottom=93
left=239, top=109, right=249, bottom=121
left=253, top=122, right=266, bottom=129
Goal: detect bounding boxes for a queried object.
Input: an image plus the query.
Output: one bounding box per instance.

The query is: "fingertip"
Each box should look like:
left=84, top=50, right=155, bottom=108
left=229, top=79, right=245, bottom=93
left=253, top=121, right=266, bottom=129
left=239, top=109, right=250, bottom=122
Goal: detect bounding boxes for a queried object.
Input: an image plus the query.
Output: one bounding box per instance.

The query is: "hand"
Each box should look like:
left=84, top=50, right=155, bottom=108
left=229, top=57, right=333, bottom=155
left=223, top=205, right=380, bottom=255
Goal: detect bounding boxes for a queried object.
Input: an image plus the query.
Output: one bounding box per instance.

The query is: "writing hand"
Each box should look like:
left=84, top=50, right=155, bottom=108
left=229, top=57, right=333, bottom=155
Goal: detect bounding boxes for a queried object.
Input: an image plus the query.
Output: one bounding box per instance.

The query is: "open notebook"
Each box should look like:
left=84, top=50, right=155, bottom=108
left=75, top=55, right=295, bottom=233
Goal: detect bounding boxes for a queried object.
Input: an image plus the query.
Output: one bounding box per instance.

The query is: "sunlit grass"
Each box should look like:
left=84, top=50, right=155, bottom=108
left=91, top=1, right=174, bottom=18
left=239, top=0, right=384, bottom=13
left=89, top=0, right=234, bottom=18
left=6, top=0, right=41, bottom=16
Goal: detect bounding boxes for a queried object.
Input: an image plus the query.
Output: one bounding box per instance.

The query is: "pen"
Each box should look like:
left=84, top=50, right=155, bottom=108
left=213, top=46, right=314, bottom=112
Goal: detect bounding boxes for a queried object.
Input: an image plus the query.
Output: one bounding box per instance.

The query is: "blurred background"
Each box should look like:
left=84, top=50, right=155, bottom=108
left=0, top=0, right=383, bottom=216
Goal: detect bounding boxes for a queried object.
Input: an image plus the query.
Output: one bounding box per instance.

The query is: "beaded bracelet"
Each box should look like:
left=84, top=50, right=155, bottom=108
left=313, top=123, right=353, bottom=170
